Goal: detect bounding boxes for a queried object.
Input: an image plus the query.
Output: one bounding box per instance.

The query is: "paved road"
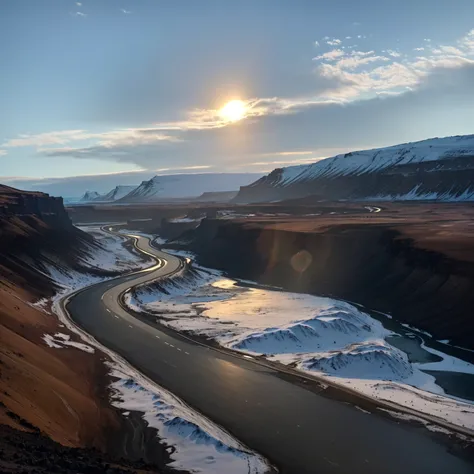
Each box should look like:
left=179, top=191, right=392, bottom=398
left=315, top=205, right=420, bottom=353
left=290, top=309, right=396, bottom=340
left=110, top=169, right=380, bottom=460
left=67, top=233, right=474, bottom=474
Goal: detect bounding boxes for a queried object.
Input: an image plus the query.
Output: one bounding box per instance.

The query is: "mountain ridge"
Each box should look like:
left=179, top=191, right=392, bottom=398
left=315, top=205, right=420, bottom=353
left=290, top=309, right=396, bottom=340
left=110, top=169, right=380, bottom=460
left=235, top=134, right=474, bottom=203
left=119, top=172, right=263, bottom=202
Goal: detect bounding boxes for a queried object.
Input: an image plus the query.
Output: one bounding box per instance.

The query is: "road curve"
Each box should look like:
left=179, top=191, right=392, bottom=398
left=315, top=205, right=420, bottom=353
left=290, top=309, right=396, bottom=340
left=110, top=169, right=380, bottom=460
left=66, top=231, right=474, bottom=474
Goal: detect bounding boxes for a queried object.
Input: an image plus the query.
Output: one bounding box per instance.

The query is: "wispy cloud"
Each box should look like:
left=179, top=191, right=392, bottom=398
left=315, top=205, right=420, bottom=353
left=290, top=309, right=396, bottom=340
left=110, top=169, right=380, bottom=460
left=313, top=49, right=345, bottom=61
left=311, top=28, right=474, bottom=100
left=76, top=2, right=82, bottom=6
left=7, top=28, right=474, bottom=167
left=73, top=11, right=86, bottom=17
left=154, top=165, right=212, bottom=173
left=327, top=38, right=342, bottom=46
left=120, top=8, right=131, bottom=14
left=3, top=128, right=179, bottom=151
left=314, top=40, right=320, bottom=47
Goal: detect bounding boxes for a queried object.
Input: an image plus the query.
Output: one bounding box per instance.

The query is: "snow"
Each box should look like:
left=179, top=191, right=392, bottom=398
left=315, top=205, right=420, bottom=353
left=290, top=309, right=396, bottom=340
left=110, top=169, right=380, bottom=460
left=414, top=342, right=474, bottom=374
left=77, top=225, right=153, bottom=273
left=42, top=332, right=95, bottom=353
left=81, top=190, right=102, bottom=201
left=109, top=363, right=272, bottom=474
left=378, top=409, right=459, bottom=436
left=273, top=134, right=474, bottom=186
left=363, top=185, right=474, bottom=202
left=32, top=228, right=273, bottom=474
left=120, top=173, right=263, bottom=201
left=101, top=185, right=137, bottom=201
left=126, top=254, right=474, bottom=432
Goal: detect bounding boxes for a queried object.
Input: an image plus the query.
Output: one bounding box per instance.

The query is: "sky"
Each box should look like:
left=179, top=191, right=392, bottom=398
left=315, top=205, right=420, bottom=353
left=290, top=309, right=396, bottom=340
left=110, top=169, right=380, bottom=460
left=1, top=0, right=474, bottom=196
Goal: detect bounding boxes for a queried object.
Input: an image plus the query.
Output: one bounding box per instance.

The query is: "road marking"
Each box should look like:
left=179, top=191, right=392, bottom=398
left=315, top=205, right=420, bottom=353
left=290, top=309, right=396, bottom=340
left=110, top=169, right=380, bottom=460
left=185, top=351, right=190, bottom=355
left=164, top=342, right=169, bottom=346
left=155, top=335, right=160, bottom=339
left=106, top=308, right=111, bottom=313
left=243, top=355, right=254, bottom=359
left=114, top=315, right=119, bottom=319
left=129, top=325, right=133, bottom=329
left=177, top=348, right=182, bottom=352
left=169, top=344, right=175, bottom=348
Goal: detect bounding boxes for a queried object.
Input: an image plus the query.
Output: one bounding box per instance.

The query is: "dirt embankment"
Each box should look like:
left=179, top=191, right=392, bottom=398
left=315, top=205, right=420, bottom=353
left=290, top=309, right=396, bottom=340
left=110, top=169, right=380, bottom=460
left=0, top=186, right=116, bottom=445
left=174, top=204, right=474, bottom=349
left=0, top=185, right=172, bottom=472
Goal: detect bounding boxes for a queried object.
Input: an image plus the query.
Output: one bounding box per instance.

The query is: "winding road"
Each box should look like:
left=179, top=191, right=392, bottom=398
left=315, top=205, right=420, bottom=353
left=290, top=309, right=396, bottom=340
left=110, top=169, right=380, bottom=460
left=65, top=229, right=474, bottom=474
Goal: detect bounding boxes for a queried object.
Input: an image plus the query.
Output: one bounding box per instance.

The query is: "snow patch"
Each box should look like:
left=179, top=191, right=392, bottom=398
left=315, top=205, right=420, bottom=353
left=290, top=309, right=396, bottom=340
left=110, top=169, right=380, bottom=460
left=109, top=363, right=272, bottom=473
left=126, top=252, right=474, bottom=432
left=42, top=333, right=95, bottom=353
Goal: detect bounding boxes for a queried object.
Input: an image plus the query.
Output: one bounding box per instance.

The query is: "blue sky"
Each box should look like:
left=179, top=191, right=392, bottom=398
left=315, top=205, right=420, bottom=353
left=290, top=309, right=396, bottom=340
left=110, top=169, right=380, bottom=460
left=2, top=0, right=474, bottom=195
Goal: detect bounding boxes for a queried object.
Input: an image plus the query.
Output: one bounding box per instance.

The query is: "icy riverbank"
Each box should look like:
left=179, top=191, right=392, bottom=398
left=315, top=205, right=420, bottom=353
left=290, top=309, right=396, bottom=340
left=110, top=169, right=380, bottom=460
left=125, top=251, right=474, bottom=432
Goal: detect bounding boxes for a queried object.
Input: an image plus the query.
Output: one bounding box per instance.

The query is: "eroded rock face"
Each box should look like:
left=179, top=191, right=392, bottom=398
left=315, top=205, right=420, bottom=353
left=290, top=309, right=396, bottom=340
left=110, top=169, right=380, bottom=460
left=173, top=217, right=474, bottom=350
left=0, top=184, right=92, bottom=294
left=0, top=184, right=70, bottom=226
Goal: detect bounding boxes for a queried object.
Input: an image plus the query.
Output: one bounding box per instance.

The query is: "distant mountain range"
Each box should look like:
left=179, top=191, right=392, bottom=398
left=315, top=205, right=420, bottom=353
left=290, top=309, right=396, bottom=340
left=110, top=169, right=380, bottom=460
left=78, top=173, right=261, bottom=203
left=118, top=173, right=262, bottom=203
left=235, top=135, right=474, bottom=203
left=100, top=185, right=137, bottom=201
left=81, top=191, right=102, bottom=202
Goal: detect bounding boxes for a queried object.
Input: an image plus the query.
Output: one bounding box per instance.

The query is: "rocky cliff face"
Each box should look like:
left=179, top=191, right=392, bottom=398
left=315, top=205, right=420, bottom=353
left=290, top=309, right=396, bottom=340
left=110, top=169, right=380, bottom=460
left=173, top=217, right=474, bottom=349
left=0, top=184, right=91, bottom=295
left=0, top=185, right=70, bottom=225
left=235, top=135, right=474, bottom=203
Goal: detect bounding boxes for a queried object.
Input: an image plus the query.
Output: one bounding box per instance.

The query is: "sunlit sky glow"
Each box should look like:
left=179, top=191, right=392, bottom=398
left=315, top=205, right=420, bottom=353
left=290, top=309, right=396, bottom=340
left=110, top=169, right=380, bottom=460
left=1, top=0, right=474, bottom=194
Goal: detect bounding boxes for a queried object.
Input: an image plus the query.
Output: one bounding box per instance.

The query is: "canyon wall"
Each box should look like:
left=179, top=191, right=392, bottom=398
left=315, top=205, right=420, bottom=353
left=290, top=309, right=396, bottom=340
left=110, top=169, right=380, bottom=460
left=176, top=218, right=474, bottom=349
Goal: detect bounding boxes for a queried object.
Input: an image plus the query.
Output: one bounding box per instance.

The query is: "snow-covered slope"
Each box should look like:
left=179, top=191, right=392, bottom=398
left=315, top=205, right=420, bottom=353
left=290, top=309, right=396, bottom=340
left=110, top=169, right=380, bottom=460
left=236, top=134, right=474, bottom=203
left=119, top=173, right=263, bottom=202
left=100, top=185, right=137, bottom=201
left=81, top=190, right=102, bottom=202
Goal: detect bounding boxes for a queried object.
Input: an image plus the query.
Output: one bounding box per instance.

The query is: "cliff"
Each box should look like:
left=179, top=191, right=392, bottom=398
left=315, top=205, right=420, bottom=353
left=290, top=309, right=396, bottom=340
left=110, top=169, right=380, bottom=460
left=0, top=185, right=94, bottom=295
left=173, top=207, right=474, bottom=350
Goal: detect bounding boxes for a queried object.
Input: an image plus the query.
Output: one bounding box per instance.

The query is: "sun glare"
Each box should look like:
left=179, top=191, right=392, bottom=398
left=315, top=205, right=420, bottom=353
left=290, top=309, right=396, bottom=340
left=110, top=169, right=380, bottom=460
left=219, top=99, right=247, bottom=122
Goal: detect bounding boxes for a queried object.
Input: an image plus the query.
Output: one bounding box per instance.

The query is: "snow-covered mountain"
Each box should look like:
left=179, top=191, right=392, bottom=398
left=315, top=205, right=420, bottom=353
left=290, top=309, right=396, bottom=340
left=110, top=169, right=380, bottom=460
left=100, top=185, right=137, bottom=201
left=235, top=134, right=474, bottom=203
left=119, top=173, right=263, bottom=202
left=81, top=191, right=102, bottom=202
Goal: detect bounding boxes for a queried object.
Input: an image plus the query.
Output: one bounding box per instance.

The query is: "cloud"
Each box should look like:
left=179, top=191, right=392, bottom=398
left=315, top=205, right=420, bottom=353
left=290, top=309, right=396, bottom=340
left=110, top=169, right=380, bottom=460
left=326, top=38, right=342, bottom=46
left=5, top=26, right=474, bottom=179
left=76, top=2, right=82, bottom=6
left=309, top=27, right=474, bottom=103
left=313, top=49, right=345, bottom=61
left=120, top=9, right=131, bottom=14
left=73, top=11, right=86, bottom=17
left=0, top=150, right=7, bottom=156
left=414, top=47, right=425, bottom=51
left=460, top=29, right=474, bottom=51
left=3, top=128, right=179, bottom=150
left=314, top=41, right=320, bottom=47
left=330, top=53, right=389, bottom=70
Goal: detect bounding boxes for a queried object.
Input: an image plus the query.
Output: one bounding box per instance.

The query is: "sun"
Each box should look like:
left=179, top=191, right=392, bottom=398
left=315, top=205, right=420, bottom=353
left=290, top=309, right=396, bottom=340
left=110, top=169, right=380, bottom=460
left=219, top=99, right=247, bottom=122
